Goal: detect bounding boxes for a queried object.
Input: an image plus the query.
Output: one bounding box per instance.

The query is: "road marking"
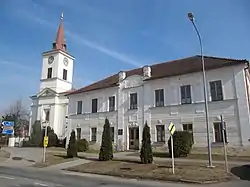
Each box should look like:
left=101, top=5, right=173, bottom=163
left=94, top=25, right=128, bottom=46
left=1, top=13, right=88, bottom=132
left=34, top=182, right=49, bottom=186
left=0, top=175, right=15, bottom=180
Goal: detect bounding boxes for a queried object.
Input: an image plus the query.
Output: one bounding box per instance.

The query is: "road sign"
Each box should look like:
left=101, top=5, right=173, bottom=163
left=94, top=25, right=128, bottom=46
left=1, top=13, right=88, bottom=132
left=2, top=129, right=14, bottom=135
left=1, top=121, right=14, bottom=135
left=1, top=121, right=14, bottom=127
left=44, top=136, right=49, bottom=147
left=168, top=122, right=175, bottom=174
left=168, top=122, right=175, bottom=135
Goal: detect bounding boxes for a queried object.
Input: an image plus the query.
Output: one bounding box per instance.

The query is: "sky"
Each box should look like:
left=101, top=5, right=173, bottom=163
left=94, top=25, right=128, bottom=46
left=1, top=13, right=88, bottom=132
left=0, top=0, right=250, bottom=114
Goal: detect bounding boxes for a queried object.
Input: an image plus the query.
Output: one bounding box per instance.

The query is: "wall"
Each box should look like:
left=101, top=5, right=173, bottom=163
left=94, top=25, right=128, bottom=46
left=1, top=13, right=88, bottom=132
left=67, top=63, right=250, bottom=149
left=40, top=50, right=74, bottom=93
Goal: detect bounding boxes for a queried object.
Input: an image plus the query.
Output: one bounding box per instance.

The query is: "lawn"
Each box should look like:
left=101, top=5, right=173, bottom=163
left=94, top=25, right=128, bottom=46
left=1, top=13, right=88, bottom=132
left=67, top=160, right=234, bottom=183
left=128, top=151, right=250, bottom=162
left=32, top=152, right=77, bottom=168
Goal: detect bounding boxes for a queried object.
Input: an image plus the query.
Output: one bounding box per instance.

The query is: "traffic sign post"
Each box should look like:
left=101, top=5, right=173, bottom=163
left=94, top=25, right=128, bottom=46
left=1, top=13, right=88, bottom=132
left=43, top=123, right=48, bottom=163
left=44, top=136, right=48, bottom=147
left=168, top=122, right=176, bottom=175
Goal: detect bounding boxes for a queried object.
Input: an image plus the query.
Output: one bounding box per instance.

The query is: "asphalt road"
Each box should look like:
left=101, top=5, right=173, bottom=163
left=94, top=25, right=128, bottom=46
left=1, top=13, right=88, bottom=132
left=0, top=166, right=249, bottom=187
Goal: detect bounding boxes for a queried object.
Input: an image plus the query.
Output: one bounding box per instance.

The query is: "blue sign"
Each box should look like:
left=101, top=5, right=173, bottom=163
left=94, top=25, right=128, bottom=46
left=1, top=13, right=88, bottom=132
left=1, top=121, right=14, bottom=127
left=1, top=121, right=14, bottom=135
left=2, top=129, right=14, bottom=135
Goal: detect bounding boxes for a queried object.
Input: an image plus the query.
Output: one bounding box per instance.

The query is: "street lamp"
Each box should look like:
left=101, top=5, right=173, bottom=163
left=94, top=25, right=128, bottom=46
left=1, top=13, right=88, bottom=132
left=188, top=12, right=213, bottom=167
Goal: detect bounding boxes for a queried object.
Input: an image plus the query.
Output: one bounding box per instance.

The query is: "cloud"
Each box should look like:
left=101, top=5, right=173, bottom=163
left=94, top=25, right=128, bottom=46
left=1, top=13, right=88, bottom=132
left=0, top=60, right=38, bottom=72
left=66, top=31, right=143, bottom=67
left=18, top=9, right=143, bottom=67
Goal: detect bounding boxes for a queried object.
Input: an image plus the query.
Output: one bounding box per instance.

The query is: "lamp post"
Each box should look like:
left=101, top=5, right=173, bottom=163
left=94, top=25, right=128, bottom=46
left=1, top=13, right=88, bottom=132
left=188, top=12, right=213, bottom=167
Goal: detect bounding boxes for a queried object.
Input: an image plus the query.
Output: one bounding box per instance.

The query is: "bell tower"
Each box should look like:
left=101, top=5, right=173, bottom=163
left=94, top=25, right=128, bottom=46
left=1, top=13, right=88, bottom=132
left=40, top=13, right=75, bottom=93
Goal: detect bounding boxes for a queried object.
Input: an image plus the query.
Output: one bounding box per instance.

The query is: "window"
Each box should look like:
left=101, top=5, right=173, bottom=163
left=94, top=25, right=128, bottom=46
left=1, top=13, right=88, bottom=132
left=156, top=125, right=165, bottom=142
left=183, top=124, right=193, bottom=143
left=213, top=122, right=227, bottom=143
left=47, top=68, right=52, bottom=79
left=118, top=129, right=123, bottom=135
left=91, top=127, right=97, bottom=142
left=109, top=96, right=115, bottom=112
left=45, top=110, right=50, bottom=121
left=77, top=101, right=82, bottom=114
left=63, top=69, right=67, bottom=80
left=210, top=80, right=223, bottom=101
left=155, top=89, right=164, bottom=107
left=76, top=128, right=81, bottom=140
left=110, top=127, right=114, bottom=142
left=130, top=93, right=138, bottom=110
left=181, top=85, right=192, bottom=104
left=92, top=98, right=98, bottom=113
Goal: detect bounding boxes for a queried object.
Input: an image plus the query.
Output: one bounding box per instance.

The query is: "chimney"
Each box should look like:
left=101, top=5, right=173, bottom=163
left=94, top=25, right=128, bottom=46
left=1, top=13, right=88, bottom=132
left=143, top=65, right=151, bottom=78
left=118, top=71, right=126, bottom=82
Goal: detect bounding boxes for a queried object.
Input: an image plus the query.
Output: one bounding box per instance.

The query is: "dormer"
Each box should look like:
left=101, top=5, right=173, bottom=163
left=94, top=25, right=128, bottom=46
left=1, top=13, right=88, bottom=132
left=143, top=65, right=151, bottom=78
left=119, top=71, right=126, bottom=82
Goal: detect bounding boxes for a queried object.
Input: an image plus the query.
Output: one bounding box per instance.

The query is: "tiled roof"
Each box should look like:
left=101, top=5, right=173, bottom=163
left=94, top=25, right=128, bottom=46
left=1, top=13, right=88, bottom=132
left=66, top=55, right=248, bottom=96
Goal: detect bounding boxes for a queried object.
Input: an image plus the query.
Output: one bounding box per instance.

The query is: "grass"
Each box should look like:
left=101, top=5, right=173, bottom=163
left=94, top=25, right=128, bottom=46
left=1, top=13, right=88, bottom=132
left=127, top=151, right=250, bottom=162
left=67, top=160, right=235, bottom=183
left=32, top=152, right=77, bottom=168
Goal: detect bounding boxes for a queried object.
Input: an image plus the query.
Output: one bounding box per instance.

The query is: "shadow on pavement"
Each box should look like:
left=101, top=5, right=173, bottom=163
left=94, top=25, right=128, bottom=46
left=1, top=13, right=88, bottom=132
left=231, top=165, right=250, bottom=181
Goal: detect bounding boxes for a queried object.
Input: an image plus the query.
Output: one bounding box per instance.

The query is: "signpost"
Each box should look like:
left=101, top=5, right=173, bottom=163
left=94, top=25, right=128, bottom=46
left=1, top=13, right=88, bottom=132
left=168, top=122, right=176, bottom=174
left=43, top=124, right=48, bottom=163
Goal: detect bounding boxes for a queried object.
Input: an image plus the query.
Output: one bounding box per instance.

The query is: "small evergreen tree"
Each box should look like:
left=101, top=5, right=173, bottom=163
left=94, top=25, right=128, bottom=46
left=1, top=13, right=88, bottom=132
left=67, top=130, right=78, bottom=158
left=140, top=121, right=153, bottom=164
left=99, top=118, right=113, bottom=161
left=30, top=120, right=43, bottom=146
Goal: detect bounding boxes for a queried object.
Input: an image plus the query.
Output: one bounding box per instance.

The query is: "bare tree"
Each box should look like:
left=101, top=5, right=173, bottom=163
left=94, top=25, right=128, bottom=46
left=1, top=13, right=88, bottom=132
left=2, top=99, right=29, bottom=137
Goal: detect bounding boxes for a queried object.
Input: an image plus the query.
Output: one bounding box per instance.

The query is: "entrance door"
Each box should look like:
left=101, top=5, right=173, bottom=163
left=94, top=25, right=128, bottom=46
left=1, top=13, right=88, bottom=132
left=129, top=127, right=139, bottom=150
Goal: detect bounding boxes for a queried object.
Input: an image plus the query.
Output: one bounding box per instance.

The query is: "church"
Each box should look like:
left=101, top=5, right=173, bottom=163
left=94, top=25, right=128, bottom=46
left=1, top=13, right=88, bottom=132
left=29, top=14, right=74, bottom=139
left=29, top=14, right=250, bottom=151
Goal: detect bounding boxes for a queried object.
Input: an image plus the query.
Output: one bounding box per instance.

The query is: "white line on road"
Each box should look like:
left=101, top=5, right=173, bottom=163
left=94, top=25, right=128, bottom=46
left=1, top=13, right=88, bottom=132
left=0, top=175, right=15, bottom=180
left=34, top=182, right=49, bottom=186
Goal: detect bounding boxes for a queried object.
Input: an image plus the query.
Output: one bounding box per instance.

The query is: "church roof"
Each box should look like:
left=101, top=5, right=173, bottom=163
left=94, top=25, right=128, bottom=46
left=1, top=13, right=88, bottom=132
left=52, top=13, right=67, bottom=51
left=66, top=55, right=248, bottom=96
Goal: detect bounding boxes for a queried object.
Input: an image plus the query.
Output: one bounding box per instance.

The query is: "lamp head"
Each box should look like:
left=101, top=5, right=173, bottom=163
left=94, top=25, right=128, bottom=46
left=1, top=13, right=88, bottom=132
left=188, top=12, right=194, bottom=22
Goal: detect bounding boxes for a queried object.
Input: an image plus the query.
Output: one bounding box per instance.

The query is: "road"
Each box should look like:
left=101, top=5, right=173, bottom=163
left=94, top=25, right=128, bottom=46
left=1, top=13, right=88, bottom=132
left=0, top=166, right=249, bottom=187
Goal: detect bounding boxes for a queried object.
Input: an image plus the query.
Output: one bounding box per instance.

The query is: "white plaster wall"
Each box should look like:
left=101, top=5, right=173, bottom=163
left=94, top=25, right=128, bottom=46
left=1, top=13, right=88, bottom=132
left=30, top=95, right=69, bottom=138
left=40, top=51, right=74, bottom=93
left=67, top=64, right=250, bottom=149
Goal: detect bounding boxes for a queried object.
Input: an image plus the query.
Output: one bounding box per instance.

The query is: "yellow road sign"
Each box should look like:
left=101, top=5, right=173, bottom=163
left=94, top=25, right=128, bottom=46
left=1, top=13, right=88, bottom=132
left=168, top=122, right=175, bottom=135
left=44, top=136, right=49, bottom=147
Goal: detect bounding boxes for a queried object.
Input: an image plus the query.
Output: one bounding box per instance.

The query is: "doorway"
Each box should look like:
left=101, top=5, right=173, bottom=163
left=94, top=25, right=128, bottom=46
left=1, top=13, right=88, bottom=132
left=129, top=127, right=139, bottom=150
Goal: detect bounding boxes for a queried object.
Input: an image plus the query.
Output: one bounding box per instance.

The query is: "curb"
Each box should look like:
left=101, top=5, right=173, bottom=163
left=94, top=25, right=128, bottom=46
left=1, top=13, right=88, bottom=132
left=65, top=169, right=231, bottom=184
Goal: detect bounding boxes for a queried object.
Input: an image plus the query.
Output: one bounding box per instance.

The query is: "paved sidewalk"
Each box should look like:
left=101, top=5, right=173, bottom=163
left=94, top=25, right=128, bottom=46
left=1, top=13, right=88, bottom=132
left=41, top=158, right=92, bottom=171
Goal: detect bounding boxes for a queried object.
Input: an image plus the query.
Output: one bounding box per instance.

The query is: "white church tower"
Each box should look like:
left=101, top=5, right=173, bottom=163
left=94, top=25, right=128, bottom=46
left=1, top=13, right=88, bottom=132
left=29, top=13, right=74, bottom=139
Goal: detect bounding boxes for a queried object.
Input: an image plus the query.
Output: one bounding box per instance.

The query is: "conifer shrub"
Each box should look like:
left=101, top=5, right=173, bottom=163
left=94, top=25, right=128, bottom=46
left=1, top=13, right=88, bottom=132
left=67, top=130, right=78, bottom=158
left=99, top=118, right=113, bottom=161
left=140, top=121, right=153, bottom=164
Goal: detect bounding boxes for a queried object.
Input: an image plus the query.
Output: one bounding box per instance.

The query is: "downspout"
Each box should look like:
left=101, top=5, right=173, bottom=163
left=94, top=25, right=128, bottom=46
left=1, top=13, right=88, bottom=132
left=244, top=62, right=250, bottom=109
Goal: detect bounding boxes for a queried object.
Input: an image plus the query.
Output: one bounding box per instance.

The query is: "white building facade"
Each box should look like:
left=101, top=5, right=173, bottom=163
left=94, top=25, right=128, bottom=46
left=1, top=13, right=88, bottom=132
left=29, top=14, right=250, bottom=150
left=67, top=56, right=250, bottom=150
left=29, top=15, right=74, bottom=138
